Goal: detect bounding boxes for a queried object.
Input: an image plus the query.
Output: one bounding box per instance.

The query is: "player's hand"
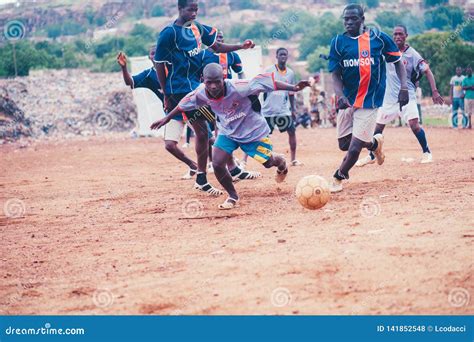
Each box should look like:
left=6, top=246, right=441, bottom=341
left=242, top=39, right=255, bottom=50
left=150, top=117, right=169, bottom=130
left=432, top=90, right=444, bottom=105
left=337, top=96, right=351, bottom=110
left=398, top=88, right=409, bottom=111
left=117, top=52, right=127, bottom=67
left=163, top=95, right=170, bottom=112
left=294, top=80, right=310, bottom=91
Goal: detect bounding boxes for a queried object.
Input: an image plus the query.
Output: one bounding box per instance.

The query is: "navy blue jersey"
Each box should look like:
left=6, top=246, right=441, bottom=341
left=201, top=51, right=243, bottom=79
left=329, top=29, right=401, bottom=109
left=132, top=67, right=163, bottom=102
left=154, top=21, right=218, bottom=95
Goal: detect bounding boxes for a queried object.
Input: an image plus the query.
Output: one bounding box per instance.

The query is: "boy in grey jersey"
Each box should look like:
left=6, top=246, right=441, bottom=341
left=357, top=25, right=443, bottom=167
left=151, top=63, right=310, bottom=210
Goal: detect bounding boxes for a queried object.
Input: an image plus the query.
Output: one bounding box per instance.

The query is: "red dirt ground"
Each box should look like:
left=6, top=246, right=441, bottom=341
left=1, top=127, right=473, bottom=315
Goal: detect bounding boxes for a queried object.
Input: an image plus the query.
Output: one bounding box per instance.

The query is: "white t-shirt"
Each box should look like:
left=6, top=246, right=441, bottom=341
left=450, top=75, right=465, bottom=99
left=261, top=65, right=295, bottom=117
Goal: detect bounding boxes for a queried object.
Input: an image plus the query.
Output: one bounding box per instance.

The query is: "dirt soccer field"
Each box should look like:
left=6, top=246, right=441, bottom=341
left=1, top=127, right=472, bottom=315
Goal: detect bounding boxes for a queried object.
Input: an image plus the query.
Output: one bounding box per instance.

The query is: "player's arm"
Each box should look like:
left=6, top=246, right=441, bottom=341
left=117, top=52, right=133, bottom=88
left=394, top=60, right=409, bottom=110
left=274, top=80, right=310, bottom=93
left=331, top=69, right=350, bottom=109
left=424, top=68, right=444, bottom=105
left=211, top=40, right=255, bottom=53
left=150, top=105, right=181, bottom=130
left=289, top=94, right=296, bottom=117
left=155, top=63, right=168, bottom=109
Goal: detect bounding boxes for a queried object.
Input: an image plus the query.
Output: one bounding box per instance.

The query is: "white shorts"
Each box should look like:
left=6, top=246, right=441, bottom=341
left=377, top=101, right=419, bottom=125
left=163, top=119, right=185, bottom=142
left=337, top=107, right=378, bottom=143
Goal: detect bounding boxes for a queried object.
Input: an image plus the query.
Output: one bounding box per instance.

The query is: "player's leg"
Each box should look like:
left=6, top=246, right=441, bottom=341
left=212, top=135, right=240, bottom=209
left=183, top=126, right=192, bottom=148
left=163, top=120, right=198, bottom=179
left=460, top=99, right=468, bottom=128
left=190, top=116, right=223, bottom=196
left=226, top=156, right=261, bottom=182
left=402, top=101, right=432, bottom=163
left=356, top=104, right=398, bottom=167
left=284, top=117, right=302, bottom=166
left=467, top=99, right=473, bottom=129
left=332, top=108, right=382, bottom=192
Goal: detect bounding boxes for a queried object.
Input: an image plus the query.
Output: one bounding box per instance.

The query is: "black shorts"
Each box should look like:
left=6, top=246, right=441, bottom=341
left=167, top=93, right=216, bottom=123
left=265, top=116, right=296, bottom=134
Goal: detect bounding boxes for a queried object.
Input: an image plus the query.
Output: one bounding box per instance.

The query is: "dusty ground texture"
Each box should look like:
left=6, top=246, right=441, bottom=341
left=1, top=127, right=473, bottom=315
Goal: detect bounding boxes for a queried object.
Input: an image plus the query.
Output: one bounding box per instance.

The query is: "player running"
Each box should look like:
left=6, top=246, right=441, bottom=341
left=356, top=25, right=443, bottom=167
left=328, top=4, right=408, bottom=193
left=201, top=31, right=245, bottom=80
left=151, top=63, right=310, bottom=210
left=155, top=0, right=255, bottom=196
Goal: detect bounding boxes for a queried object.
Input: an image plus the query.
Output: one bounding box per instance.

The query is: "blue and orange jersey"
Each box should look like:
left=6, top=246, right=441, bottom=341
left=328, top=29, right=402, bottom=109
left=154, top=21, right=218, bottom=95
left=131, top=67, right=163, bottom=102
left=201, top=51, right=243, bottom=79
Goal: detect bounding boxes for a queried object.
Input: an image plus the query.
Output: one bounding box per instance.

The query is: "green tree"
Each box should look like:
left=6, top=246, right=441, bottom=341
left=424, top=0, right=448, bottom=7
left=229, top=0, right=260, bottom=10
left=151, top=5, right=165, bottom=17
left=307, top=46, right=330, bottom=72
left=424, top=6, right=465, bottom=31
left=130, top=24, right=155, bottom=42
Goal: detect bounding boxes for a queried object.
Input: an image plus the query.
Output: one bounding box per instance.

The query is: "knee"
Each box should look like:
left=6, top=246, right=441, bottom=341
left=212, top=161, right=226, bottom=172
left=338, top=139, right=350, bottom=151
left=409, top=121, right=421, bottom=133
left=165, top=141, right=177, bottom=153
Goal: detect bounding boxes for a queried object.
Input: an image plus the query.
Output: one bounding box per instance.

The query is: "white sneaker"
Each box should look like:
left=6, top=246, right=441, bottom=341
left=420, top=152, right=433, bottom=164
left=182, top=143, right=190, bottom=149
left=239, top=160, right=247, bottom=170
left=291, top=160, right=304, bottom=166
left=372, top=134, right=385, bottom=165
left=330, top=178, right=343, bottom=193
left=356, top=154, right=376, bottom=167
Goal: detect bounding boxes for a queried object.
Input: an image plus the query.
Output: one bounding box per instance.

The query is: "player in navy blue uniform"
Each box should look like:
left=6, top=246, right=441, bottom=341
left=155, top=0, right=255, bottom=196
left=201, top=31, right=245, bottom=80
left=117, top=46, right=163, bottom=102
left=328, top=4, right=408, bottom=193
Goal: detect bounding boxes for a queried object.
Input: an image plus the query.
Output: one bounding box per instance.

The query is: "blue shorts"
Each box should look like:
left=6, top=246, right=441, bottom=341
left=214, top=135, right=273, bottom=164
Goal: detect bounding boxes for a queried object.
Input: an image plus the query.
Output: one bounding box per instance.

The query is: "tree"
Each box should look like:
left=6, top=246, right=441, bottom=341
left=229, top=0, right=260, bottom=10
left=130, top=24, right=155, bottom=42
left=151, top=5, right=165, bottom=17
left=424, top=6, right=465, bottom=31
left=424, top=0, right=448, bottom=7
left=307, top=46, right=330, bottom=72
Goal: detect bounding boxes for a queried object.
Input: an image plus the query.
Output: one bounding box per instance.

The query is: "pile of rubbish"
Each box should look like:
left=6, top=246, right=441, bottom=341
left=0, top=69, right=137, bottom=143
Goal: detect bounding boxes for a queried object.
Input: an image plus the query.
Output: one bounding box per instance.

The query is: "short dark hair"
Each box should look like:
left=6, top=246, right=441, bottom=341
left=276, top=47, right=288, bottom=55
left=395, top=24, right=408, bottom=34
left=343, top=4, right=364, bottom=17
left=178, top=0, right=193, bottom=8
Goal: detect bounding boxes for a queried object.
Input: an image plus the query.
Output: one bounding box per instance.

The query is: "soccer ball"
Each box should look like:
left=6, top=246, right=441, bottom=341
left=295, top=175, right=330, bottom=210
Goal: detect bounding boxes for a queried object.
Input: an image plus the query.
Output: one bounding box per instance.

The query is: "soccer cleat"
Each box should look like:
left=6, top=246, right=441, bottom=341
left=232, top=170, right=262, bottom=183
left=181, top=168, right=197, bottom=180
left=291, top=160, right=304, bottom=167
left=329, top=177, right=343, bottom=193
left=372, top=134, right=385, bottom=165
left=239, top=160, right=247, bottom=170
left=193, top=182, right=224, bottom=196
left=356, top=154, right=376, bottom=167
left=420, top=152, right=433, bottom=164
left=218, top=197, right=239, bottom=210
left=275, top=167, right=289, bottom=183
left=182, top=143, right=190, bottom=149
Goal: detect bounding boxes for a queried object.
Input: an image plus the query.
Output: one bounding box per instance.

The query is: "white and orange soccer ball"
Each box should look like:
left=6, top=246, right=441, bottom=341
left=295, top=175, right=331, bottom=210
